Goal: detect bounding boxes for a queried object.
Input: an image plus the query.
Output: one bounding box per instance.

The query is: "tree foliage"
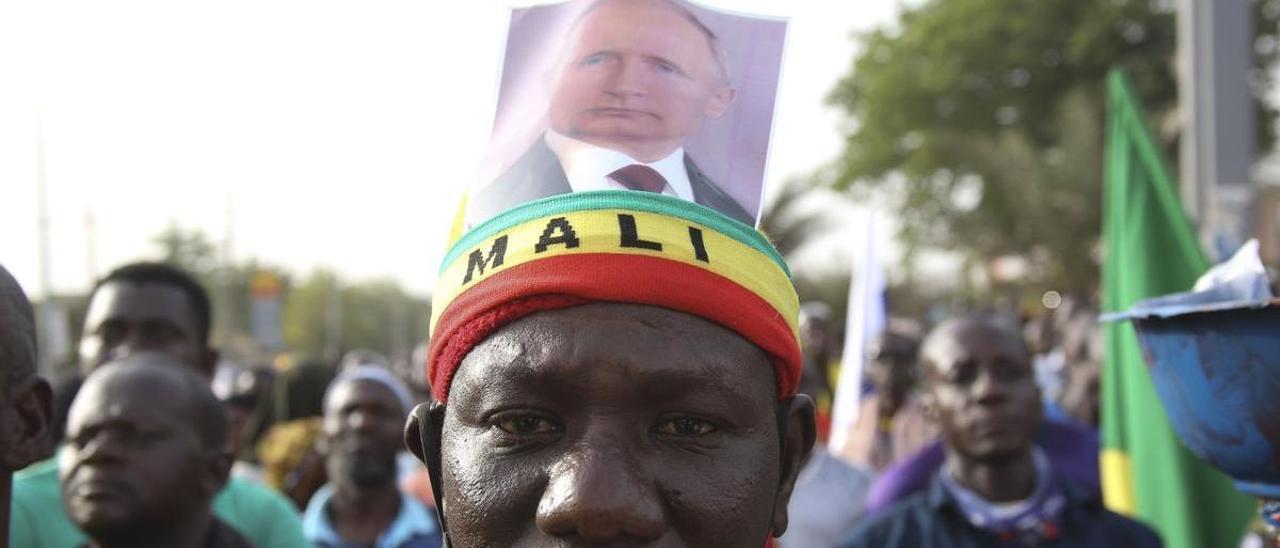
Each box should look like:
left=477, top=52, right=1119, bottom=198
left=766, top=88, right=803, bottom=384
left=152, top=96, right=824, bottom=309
left=151, top=225, right=429, bottom=364
left=826, top=0, right=1280, bottom=294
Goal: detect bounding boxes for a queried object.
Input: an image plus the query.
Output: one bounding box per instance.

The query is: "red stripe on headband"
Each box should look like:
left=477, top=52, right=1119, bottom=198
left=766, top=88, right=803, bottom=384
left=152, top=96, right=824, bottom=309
left=428, top=253, right=801, bottom=402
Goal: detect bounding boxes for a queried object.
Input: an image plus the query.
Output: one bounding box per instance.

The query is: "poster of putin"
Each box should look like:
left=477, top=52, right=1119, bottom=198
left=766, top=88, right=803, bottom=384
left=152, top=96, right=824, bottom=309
left=466, top=0, right=789, bottom=229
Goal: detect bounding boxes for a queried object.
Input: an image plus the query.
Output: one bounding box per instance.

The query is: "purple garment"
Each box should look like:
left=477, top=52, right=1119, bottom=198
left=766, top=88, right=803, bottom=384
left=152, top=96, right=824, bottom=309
left=863, top=419, right=1100, bottom=516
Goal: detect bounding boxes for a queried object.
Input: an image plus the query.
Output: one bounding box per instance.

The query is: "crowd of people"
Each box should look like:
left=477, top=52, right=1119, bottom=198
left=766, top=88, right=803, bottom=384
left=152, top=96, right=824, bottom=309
left=0, top=214, right=1167, bottom=548
left=0, top=0, right=1233, bottom=545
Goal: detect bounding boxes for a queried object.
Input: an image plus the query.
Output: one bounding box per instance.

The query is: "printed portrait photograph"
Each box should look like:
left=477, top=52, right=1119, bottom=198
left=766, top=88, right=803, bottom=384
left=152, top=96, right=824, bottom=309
left=467, top=0, right=788, bottom=228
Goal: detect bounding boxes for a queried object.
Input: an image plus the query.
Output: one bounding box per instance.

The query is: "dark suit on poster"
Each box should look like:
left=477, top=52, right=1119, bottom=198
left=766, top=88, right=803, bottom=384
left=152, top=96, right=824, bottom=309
left=470, top=139, right=754, bottom=226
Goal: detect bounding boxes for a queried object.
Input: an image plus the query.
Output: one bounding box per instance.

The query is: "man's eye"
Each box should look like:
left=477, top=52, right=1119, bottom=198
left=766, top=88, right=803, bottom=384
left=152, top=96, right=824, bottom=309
left=655, top=417, right=717, bottom=437
left=494, top=414, right=559, bottom=435
left=142, top=322, right=183, bottom=343
left=581, top=53, right=606, bottom=66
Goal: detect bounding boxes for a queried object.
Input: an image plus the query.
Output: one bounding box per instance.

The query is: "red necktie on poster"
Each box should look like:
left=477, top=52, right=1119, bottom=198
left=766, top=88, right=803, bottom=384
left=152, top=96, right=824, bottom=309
left=609, top=164, right=667, bottom=193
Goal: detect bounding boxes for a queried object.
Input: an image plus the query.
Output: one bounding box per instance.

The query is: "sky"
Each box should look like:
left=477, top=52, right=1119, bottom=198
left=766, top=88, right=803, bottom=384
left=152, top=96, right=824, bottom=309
left=0, top=0, right=904, bottom=298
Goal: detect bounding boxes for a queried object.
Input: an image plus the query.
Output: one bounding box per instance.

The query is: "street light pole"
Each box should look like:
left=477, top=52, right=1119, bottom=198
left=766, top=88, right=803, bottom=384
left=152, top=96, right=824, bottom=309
left=1176, top=0, right=1255, bottom=259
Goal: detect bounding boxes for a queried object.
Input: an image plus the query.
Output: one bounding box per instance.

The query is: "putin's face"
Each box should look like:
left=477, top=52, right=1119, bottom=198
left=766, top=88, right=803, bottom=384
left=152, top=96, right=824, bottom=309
left=548, top=0, right=736, bottom=162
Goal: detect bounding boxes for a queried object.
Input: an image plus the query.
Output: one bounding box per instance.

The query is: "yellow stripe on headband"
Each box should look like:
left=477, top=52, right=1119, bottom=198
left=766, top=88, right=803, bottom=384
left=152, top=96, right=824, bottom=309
left=431, top=209, right=799, bottom=337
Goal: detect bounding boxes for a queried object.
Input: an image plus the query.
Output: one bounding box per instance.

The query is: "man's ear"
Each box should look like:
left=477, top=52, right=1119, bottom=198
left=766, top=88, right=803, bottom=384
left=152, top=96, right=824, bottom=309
left=920, top=391, right=939, bottom=422
left=403, top=402, right=443, bottom=464
left=201, top=448, right=234, bottom=499
left=315, top=424, right=331, bottom=457
left=198, top=347, right=220, bottom=380
left=704, top=85, right=737, bottom=118
left=405, top=402, right=450, bottom=545
left=770, top=394, right=816, bottom=538
left=2, top=377, right=52, bottom=470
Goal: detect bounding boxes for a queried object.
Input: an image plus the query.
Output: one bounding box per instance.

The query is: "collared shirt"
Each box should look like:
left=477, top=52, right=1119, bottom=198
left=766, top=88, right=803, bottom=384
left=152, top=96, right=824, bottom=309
left=303, top=484, right=441, bottom=548
left=841, top=474, right=1163, bottom=548
left=544, top=130, right=695, bottom=201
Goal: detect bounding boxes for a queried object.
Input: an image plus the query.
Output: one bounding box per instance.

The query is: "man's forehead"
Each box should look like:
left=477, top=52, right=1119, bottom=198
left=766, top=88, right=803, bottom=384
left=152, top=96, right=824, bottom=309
left=568, top=1, right=717, bottom=60
left=71, top=375, right=190, bottom=428
left=924, top=322, right=1027, bottom=371
left=86, top=281, right=196, bottom=324
left=326, top=379, right=400, bottom=411
left=452, top=304, right=773, bottom=401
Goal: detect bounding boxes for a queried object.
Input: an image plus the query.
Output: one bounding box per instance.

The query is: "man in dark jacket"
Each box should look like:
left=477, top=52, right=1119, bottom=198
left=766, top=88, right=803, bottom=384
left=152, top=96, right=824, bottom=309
left=842, top=314, right=1161, bottom=547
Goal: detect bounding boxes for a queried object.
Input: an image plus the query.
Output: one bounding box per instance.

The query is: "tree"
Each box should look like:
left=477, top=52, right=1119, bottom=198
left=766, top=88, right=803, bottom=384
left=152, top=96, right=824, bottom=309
left=826, top=0, right=1280, bottom=295
left=281, top=269, right=431, bottom=363
left=152, top=223, right=219, bottom=277
left=759, top=178, right=831, bottom=258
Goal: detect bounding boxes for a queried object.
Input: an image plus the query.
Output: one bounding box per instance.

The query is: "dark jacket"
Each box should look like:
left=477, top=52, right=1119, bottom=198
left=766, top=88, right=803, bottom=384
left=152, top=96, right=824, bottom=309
left=842, top=475, right=1163, bottom=548
left=865, top=419, right=1101, bottom=515
left=79, top=517, right=254, bottom=548
left=470, top=138, right=754, bottom=225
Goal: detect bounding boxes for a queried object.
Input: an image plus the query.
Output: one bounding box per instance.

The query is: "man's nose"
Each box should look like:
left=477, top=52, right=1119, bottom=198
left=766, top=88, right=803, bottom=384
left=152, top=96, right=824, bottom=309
left=535, top=440, right=664, bottom=542
left=78, top=433, right=126, bottom=465
left=971, top=370, right=1010, bottom=405
left=603, top=59, right=648, bottom=98
left=346, top=409, right=377, bottom=432
left=104, top=330, right=153, bottom=363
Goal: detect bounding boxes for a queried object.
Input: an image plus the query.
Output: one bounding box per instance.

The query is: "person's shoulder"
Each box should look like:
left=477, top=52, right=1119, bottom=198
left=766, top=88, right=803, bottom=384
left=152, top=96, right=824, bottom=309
left=208, top=517, right=257, bottom=548
left=838, top=492, right=933, bottom=547
left=215, top=477, right=309, bottom=548
left=13, top=456, right=59, bottom=484
left=1091, top=507, right=1163, bottom=546
left=10, top=458, right=88, bottom=547
left=10, top=456, right=70, bottom=527
left=220, top=476, right=294, bottom=506
left=1060, top=483, right=1162, bottom=547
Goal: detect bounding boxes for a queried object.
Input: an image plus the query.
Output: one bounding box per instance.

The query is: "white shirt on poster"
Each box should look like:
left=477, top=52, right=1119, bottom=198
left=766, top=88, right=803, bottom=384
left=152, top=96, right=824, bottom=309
left=544, top=130, right=695, bottom=200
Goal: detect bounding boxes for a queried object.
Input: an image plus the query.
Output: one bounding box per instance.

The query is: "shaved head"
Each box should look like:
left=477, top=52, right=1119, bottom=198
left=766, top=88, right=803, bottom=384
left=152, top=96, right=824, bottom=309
left=76, top=353, right=228, bottom=450
left=0, top=265, right=37, bottom=393
left=920, top=315, right=1028, bottom=382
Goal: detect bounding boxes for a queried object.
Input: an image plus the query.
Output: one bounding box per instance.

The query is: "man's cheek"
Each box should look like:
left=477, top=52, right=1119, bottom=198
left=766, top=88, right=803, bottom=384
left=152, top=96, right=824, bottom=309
left=444, top=437, right=546, bottom=511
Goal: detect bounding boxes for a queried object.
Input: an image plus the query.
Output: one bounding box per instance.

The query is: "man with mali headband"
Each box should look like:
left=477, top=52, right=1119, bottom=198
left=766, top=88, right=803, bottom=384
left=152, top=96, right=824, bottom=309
left=404, top=190, right=816, bottom=547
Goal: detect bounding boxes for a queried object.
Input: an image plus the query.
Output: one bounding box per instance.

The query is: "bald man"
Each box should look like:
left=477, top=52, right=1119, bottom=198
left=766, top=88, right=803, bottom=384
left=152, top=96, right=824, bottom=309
left=61, top=354, right=249, bottom=548
left=10, top=262, right=307, bottom=548
left=0, top=266, right=52, bottom=548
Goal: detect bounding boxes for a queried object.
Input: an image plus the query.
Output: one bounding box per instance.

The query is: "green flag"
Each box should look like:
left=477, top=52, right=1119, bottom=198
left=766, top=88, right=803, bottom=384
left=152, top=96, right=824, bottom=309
left=1101, top=68, right=1254, bottom=548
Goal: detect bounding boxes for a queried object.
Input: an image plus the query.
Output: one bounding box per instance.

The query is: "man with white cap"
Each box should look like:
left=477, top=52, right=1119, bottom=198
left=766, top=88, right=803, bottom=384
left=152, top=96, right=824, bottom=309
left=303, top=367, right=440, bottom=548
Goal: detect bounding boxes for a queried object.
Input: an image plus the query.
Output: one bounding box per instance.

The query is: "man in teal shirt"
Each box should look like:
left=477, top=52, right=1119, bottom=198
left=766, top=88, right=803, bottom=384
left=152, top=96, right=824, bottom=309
left=9, top=262, right=308, bottom=548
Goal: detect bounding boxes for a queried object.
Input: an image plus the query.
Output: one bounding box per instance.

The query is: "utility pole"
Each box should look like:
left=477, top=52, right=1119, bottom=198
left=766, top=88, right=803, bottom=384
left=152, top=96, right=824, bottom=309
left=34, top=114, right=67, bottom=373
left=83, top=209, right=97, bottom=282
left=1177, top=0, right=1255, bottom=259
left=219, top=194, right=235, bottom=346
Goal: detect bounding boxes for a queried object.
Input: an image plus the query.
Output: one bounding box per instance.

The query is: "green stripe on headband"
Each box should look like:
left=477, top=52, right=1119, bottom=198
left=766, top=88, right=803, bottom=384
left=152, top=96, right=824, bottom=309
left=446, top=190, right=789, bottom=278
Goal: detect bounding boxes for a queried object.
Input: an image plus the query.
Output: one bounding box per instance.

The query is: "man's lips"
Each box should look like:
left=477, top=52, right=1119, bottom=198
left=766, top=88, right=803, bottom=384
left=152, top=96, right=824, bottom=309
left=969, top=415, right=1023, bottom=437
left=67, top=478, right=131, bottom=502
left=584, top=107, right=656, bottom=118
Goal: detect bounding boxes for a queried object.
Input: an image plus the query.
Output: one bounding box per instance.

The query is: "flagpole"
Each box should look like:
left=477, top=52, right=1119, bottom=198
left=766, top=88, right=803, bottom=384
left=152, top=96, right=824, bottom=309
left=828, top=212, right=886, bottom=453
